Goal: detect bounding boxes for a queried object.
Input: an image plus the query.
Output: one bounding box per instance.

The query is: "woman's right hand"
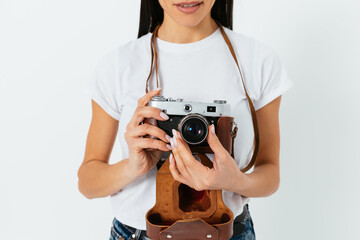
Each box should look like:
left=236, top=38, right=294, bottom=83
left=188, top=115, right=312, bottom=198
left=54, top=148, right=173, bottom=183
left=124, top=88, right=172, bottom=178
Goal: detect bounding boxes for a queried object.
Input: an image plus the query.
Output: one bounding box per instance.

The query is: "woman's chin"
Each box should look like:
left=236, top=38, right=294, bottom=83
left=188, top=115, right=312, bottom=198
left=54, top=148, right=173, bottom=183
left=172, top=17, right=205, bottom=28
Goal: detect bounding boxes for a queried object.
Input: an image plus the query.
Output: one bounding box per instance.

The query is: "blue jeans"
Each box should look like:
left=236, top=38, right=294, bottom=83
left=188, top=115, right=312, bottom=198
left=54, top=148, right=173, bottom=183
left=109, top=204, right=255, bottom=240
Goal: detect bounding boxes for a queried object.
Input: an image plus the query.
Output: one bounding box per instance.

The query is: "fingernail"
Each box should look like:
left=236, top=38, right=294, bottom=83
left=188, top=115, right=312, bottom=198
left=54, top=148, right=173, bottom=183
left=172, top=129, right=178, bottom=138
left=166, top=144, right=172, bottom=150
left=170, top=138, right=174, bottom=148
left=169, top=153, right=173, bottom=164
left=170, top=138, right=177, bottom=148
left=160, top=111, right=169, bottom=120
left=211, top=124, right=215, bottom=134
left=153, top=87, right=161, bottom=91
left=165, top=134, right=171, bottom=142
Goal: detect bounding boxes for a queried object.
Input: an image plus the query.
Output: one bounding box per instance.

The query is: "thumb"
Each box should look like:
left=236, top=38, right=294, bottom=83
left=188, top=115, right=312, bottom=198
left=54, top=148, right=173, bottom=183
left=206, top=124, right=227, bottom=156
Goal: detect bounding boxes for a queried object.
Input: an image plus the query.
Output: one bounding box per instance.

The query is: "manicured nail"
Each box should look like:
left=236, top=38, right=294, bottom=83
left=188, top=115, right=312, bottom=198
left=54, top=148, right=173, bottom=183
left=165, top=134, right=171, bottom=142
left=170, top=138, right=177, bottom=148
left=172, top=129, right=178, bottom=138
left=170, top=138, right=174, bottom=148
left=160, top=111, right=169, bottom=120
left=169, top=153, right=173, bottom=164
left=153, top=87, right=161, bottom=91
left=211, top=124, right=215, bottom=134
left=166, top=144, right=172, bottom=150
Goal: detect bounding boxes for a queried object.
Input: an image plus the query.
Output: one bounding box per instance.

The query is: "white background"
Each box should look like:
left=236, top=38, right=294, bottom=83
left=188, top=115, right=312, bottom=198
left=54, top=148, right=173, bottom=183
left=1, top=0, right=359, bottom=239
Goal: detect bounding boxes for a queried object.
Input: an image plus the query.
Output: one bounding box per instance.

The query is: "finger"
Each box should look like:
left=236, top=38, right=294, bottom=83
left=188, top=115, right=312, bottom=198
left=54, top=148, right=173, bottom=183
left=206, top=124, right=228, bottom=157
left=170, top=137, right=195, bottom=182
left=137, top=88, right=161, bottom=107
left=172, top=129, right=192, bottom=152
left=169, top=153, right=194, bottom=187
left=130, top=123, right=171, bottom=143
left=134, top=137, right=170, bottom=152
left=128, top=106, right=169, bottom=128
left=172, top=130, right=210, bottom=177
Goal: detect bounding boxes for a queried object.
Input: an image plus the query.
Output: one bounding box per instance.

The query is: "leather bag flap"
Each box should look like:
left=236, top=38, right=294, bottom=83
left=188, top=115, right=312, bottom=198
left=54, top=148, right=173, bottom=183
left=159, top=218, right=218, bottom=240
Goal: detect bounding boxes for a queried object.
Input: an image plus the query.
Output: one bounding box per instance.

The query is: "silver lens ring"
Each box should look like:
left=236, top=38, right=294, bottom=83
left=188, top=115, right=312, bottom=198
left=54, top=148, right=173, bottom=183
left=178, top=113, right=209, bottom=145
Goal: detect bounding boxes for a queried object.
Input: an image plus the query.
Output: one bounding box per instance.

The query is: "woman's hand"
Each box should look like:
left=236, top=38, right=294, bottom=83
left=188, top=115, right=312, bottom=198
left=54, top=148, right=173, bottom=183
left=168, top=124, right=246, bottom=192
left=124, top=88, right=172, bottom=178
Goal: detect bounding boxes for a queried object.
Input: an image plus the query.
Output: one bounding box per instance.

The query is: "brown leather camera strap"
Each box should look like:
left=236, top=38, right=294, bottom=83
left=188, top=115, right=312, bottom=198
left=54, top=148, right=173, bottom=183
left=145, top=20, right=259, bottom=173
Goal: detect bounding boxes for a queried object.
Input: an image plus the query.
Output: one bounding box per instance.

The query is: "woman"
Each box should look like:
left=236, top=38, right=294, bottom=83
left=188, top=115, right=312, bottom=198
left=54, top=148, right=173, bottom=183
left=78, top=0, right=294, bottom=239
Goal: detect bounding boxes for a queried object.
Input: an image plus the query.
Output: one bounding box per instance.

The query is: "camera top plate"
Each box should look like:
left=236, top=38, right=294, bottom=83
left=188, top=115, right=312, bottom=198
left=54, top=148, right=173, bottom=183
left=149, top=95, right=230, bottom=117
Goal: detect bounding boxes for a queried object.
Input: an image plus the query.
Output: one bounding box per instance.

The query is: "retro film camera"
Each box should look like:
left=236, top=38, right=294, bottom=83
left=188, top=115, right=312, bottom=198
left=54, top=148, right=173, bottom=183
left=145, top=95, right=233, bottom=150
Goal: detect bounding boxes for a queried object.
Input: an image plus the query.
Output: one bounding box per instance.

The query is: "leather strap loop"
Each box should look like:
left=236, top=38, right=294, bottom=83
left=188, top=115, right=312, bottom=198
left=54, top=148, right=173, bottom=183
left=146, top=20, right=259, bottom=173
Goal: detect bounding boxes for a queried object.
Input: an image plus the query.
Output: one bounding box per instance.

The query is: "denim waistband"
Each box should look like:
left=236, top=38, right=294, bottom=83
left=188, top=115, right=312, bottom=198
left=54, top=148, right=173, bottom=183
left=112, top=218, right=148, bottom=240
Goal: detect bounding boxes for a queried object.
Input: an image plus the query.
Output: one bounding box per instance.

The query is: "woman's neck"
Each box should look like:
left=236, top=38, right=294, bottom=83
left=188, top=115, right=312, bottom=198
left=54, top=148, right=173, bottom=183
left=157, top=14, right=219, bottom=44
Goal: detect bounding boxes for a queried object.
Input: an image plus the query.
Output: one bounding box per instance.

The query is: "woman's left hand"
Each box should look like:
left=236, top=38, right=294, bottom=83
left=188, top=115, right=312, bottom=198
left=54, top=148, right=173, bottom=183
left=168, top=124, right=246, bottom=192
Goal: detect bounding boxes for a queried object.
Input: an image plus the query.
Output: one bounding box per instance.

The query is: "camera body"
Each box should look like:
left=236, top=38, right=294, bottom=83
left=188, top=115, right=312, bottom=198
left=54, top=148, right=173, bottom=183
left=148, top=95, right=230, bottom=146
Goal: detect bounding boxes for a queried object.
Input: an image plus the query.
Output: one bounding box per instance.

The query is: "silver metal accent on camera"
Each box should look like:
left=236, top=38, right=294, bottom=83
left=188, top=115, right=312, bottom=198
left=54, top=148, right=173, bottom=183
left=183, top=104, right=192, bottom=113
left=151, top=95, right=165, bottom=101
left=149, top=97, right=230, bottom=117
left=213, top=100, right=226, bottom=104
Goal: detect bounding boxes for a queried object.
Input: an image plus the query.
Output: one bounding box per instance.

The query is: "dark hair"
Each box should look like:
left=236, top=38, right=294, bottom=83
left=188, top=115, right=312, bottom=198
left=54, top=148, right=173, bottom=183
left=137, top=0, right=234, bottom=38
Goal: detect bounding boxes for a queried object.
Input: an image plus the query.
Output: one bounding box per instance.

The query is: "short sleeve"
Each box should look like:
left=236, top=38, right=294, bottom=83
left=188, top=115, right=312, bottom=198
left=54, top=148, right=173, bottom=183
left=253, top=42, right=295, bottom=111
left=83, top=50, right=122, bottom=120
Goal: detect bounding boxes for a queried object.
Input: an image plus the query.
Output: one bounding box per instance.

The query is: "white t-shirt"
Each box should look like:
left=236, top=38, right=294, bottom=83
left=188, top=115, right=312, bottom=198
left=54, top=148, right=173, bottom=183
left=83, top=25, right=294, bottom=230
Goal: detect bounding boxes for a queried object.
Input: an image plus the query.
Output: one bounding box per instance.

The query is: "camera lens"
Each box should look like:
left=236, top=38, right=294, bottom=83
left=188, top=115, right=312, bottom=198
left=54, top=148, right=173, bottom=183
left=187, top=124, right=201, bottom=137
left=179, top=114, right=209, bottom=145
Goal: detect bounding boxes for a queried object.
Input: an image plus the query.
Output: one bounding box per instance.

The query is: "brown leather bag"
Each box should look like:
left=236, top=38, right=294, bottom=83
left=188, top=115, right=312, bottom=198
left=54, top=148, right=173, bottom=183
left=143, top=20, right=260, bottom=240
